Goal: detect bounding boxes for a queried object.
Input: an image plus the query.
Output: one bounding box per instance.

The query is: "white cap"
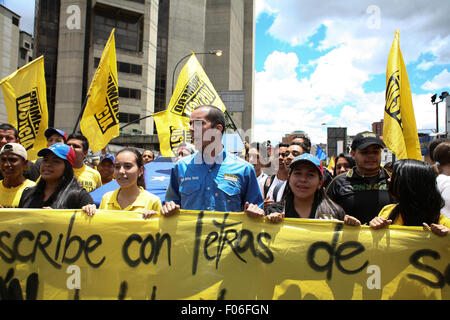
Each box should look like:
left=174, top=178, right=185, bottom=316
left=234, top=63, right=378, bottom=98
left=0, top=143, right=27, bottom=160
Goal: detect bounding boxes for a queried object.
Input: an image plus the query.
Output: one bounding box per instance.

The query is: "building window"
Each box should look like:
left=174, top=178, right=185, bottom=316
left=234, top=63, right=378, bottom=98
left=126, top=0, right=145, bottom=3
left=94, top=58, right=142, bottom=75
left=24, top=41, right=31, bottom=49
left=119, top=87, right=141, bottom=100
left=12, top=16, right=19, bottom=26
left=93, top=4, right=144, bottom=52
left=119, top=112, right=141, bottom=124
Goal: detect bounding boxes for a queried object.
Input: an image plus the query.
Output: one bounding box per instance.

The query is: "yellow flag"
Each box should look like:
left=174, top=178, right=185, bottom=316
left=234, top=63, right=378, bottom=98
left=80, top=29, right=119, bottom=153
left=0, top=56, right=48, bottom=160
left=327, top=156, right=335, bottom=171
left=383, top=30, right=422, bottom=160
left=154, top=53, right=226, bottom=157
left=153, top=110, right=191, bottom=157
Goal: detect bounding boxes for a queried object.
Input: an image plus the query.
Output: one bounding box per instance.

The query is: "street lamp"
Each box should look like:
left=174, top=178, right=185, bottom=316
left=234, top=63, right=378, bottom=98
left=431, top=91, right=449, bottom=133
left=171, top=49, right=223, bottom=94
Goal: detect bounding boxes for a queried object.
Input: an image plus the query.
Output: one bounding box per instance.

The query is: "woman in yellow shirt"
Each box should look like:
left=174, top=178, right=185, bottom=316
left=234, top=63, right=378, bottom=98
left=370, top=159, right=449, bottom=236
left=82, top=148, right=161, bottom=218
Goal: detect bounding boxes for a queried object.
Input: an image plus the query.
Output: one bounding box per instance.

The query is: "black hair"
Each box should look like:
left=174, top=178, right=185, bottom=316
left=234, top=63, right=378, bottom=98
left=333, top=153, right=355, bottom=176
left=67, top=132, right=89, bottom=152
left=195, top=105, right=226, bottom=134
left=428, top=138, right=449, bottom=162
left=288, top=142, right=305, bottom=154
left=0, top=123, right=18, bottom=139
left=388, top=159, right=443, bottom=226
left=115, top=147, right=146, bottom=189
left=277, top=142, right=290, bottom=149
left=282, top=179, right=345, bottom=220
left=23, top=158, right=82, bottom=209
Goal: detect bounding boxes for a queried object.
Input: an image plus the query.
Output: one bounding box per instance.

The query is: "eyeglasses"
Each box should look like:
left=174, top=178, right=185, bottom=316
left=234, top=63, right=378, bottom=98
left=282, top=150, right=302, bottom=158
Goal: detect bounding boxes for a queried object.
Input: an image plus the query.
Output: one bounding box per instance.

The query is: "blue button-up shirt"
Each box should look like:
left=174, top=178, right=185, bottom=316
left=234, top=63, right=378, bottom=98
left=165, top=150, right=264, bottom=212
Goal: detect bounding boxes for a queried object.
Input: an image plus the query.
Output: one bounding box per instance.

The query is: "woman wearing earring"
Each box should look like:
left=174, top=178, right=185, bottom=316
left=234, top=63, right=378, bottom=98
left=82, top=148, right=161, bottom=218
left=19, top=143, right=94, bottom=209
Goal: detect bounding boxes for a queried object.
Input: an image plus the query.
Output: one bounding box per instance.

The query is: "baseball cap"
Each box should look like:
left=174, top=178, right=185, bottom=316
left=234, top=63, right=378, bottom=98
left=351, top=131, right=385, bottom=150
left=44, top=127, right=68, bottom=142
left=289, top=153, right=323, bottom=177
left=0, top=143, right=27, bottom=160
left=100, top=154, right=115, bottom=164
left=37, top=143, right=76, bottom=166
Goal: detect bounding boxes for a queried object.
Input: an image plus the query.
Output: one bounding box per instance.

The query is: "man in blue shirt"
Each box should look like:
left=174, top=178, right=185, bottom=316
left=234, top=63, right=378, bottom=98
left=161, top=105, right=264, bottom=216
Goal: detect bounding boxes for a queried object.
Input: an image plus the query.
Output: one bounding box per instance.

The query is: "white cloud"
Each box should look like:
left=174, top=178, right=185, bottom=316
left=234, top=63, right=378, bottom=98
left=255, top=0, right=277, bottom=21
left=261, top=0, right=450, bottom=68
left=254, top=50, right=381, bottom=145
left=417, top=60, right=435, bottom=71
left=421, top=69, right=450, bottom=91
left=253, top=1, right=450, bottom=147
left=254, top=50, right=447, bottom=146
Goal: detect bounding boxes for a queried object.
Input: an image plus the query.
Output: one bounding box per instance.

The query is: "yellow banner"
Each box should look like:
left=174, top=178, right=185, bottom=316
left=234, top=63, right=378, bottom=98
left=0, top=209, right=448, bottom=300
left=154, top=53, right=226, bottom=157
left=0, top=56, right=49, bottom=161
left=383, top=30, right=422, bottom=160
left=80, top=29, right=119, bottom=153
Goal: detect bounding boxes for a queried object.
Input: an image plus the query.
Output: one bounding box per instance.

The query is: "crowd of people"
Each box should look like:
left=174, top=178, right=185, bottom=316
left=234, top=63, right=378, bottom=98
left=0, top=104, right=449, bottom=236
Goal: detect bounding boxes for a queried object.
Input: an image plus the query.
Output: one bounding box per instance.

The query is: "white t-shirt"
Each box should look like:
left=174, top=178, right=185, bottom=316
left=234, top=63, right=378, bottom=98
left=437, top=174, right=450, bottom=218
left=266, top=176, right=287, bottom=202
left=256, top=172, right=268, bottom=198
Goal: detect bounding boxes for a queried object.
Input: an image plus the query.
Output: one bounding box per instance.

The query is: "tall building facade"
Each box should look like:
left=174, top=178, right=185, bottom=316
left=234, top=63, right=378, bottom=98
left=0, top=5, right=24, bottom=123
left=372, top=119, right=383, bottom=137
left=33, top=0, right=255, bottom=148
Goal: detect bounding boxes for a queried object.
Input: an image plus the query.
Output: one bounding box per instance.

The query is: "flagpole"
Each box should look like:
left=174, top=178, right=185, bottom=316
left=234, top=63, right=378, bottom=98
left=119, top=113, right=154, bottom=130
left=73, top=94, right=90, bottom=134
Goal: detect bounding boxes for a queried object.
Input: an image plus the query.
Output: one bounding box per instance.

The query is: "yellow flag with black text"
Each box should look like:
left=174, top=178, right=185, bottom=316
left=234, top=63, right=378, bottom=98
left=153, top=110, right=191, bottom=157
left=383, top=30, right=422, bottom=160
left=0, top=56, right=48, bottom=160
left=80, top=29, right=119, bottom=153
left=153, top=53, right=226, bottom=157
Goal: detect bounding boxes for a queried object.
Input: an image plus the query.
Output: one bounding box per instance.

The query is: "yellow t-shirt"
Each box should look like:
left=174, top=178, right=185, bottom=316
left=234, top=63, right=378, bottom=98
left=99, top=187, right=162, bottom=212
left=73, top=164, right=102, bottom=192
left=0, top=179, right=36, bottom=208
left=379, top=203, right=450, bottom=228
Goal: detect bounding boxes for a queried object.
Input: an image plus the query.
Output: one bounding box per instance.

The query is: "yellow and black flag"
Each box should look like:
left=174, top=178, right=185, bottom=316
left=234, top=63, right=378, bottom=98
left=0, top=56, right=49, bottom=160
left=80, top=29, right=119, bottom=153
left=154, top=53, right=227, bottom=157
left=383, top=30, right=422, bottom=160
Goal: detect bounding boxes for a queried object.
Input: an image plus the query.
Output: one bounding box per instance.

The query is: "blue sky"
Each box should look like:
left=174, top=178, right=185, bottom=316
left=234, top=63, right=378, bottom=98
left=4, top=0, right=450, bottom=146
left=253, top=0, right=450, bottom=145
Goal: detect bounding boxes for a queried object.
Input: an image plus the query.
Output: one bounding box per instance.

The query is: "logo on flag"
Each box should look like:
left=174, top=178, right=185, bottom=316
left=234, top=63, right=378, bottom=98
left=93, top=72, right=119, bottom=134
left=16, top=88, right=44, bottom=150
